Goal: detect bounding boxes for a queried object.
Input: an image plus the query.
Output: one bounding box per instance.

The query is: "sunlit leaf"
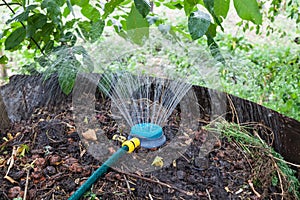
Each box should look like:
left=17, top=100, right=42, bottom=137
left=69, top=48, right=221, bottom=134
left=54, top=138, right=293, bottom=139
left=233, top=0, right=262, bottom=25
left=71, top=0, right=89, bottom=7
left=188, top=10, right=210, bottom=40
left=126, top=5, right=149, bottom=45
left=214, top=0, right=230, bottom=19
left=103, top=0, right=125, bottom=19
left=0, top=55, right=8, bottom=64
left=183, top=0, right=198, bottom=16
left=81, top=4, right=101, bottom=22
left=4, top=27, right=26, bottom=50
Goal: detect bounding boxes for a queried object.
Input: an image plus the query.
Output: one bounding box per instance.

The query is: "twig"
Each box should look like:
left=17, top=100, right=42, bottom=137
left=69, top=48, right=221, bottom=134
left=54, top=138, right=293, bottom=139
left=248, top=179, right=262, bottom=198
left=206, top=189, right=212, bottom=200
left=148, top=193, right=153, bottom=200
left=23, top=169, right=30, bottom=200
left=123, top=175, right=132, bottom=195
left=5, top=146, right=17, bottom=176
left=0, top=2, right=21, bottom=6
left=273, top=160, right=284, bottom=200
left=268, top=154, right=300, bottom=168
left=112, top=167, right=193, bottom=196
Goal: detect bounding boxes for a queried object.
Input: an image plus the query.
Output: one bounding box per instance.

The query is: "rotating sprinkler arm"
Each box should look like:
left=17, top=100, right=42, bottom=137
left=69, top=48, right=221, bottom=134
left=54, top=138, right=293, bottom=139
left=68, top=138, right=140, bottom=200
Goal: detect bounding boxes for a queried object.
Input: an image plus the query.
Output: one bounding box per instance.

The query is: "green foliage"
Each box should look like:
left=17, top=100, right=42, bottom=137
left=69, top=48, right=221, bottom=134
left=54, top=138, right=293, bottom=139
left=218, top=34, right=300, bottom=121
left=188, top=10, right=211, bottom=40
left=125, top=4, right=149, bottom=45
left=0, top=55, right=8, bottom=64
left=4, top=27, right=26, bottom=50
left=233, top=0, right=262, bottom=25
left=134, top=0, right=151, bottom=18
left=0, top=0, right=298, bottom=95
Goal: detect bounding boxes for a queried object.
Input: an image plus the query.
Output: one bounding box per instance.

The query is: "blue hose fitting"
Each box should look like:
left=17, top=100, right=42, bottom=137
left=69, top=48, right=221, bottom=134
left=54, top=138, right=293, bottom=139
left=129, top=123, right=166, bottom=148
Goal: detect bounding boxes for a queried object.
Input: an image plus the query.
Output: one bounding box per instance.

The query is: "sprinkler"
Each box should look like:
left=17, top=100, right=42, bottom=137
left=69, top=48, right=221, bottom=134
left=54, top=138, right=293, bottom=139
left=129, top=123, right=166, bottom=148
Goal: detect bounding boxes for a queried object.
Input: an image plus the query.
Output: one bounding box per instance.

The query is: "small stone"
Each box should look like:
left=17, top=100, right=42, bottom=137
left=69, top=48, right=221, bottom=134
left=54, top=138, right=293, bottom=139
left=82, top=129, right=97, bottom=141
left=176, top=170, right=186, bottom=180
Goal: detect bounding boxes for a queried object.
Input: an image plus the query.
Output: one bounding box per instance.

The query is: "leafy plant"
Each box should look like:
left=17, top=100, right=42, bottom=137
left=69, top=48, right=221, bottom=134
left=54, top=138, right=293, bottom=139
left=0, top=0, right=266, bottom=93
left=218, top=33, right=300, bottom=121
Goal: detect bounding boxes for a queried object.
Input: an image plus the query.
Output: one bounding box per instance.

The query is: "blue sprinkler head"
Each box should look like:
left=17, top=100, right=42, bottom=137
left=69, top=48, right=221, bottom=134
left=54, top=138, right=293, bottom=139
left=129, top=123, right=166, bottom=149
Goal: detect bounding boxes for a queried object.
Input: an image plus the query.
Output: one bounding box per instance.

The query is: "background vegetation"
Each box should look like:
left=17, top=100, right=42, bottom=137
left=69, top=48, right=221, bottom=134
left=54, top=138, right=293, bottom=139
left=0, top=0, right=299, bottom=120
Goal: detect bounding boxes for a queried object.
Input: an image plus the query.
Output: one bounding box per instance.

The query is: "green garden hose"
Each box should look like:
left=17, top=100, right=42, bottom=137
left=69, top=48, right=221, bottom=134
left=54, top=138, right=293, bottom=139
left=68, top=138, right=140, bottom=200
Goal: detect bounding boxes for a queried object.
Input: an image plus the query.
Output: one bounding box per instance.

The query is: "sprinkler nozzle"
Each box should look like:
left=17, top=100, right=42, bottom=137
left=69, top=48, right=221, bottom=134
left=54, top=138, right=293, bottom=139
left=122, top=137, right=140, bottom=153
left=129, top=123, right=166, bottom=149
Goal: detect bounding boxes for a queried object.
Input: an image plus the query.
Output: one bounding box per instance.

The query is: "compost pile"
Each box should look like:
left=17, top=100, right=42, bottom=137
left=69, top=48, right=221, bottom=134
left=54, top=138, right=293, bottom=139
left=0, top=97, right=299, bottom=200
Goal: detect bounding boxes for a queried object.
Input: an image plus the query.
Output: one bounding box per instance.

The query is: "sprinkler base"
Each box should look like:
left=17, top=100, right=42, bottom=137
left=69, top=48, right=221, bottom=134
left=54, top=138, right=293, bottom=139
left=129, top=123, right=166, bottom=149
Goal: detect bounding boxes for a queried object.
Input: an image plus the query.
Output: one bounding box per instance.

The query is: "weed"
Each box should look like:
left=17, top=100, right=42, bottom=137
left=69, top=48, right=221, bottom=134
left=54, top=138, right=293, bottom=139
left=205, top=120, right=300, bottom=199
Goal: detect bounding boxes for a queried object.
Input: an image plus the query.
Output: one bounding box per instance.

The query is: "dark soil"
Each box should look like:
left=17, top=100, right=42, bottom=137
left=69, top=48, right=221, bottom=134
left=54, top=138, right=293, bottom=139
left=0, top=97, right=298, bottom=200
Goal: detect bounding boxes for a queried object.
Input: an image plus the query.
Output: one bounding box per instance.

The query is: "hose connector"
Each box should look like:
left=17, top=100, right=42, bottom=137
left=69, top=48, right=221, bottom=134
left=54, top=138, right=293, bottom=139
left=122, top=137, right=140, bottom=153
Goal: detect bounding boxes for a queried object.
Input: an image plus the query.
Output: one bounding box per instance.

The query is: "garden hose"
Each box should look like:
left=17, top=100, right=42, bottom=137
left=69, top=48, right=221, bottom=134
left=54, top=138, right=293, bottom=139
left=68, top=138, right=140, bottom=200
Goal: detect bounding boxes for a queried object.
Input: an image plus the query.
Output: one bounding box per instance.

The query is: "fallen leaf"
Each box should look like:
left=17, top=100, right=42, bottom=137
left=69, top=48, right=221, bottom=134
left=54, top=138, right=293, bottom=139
left=151, top=156, right=164, bottom=167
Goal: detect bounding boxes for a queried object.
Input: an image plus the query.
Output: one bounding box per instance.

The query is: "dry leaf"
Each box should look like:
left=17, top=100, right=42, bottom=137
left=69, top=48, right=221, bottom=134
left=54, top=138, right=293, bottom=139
left=151, top=156, right=164, bottom=167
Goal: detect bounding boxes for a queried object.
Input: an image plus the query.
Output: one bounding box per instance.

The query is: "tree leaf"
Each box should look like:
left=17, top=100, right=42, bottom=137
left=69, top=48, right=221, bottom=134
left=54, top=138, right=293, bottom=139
left=103, top=0, right=125, bottom=19
left=206, top=34, right=226, bottom=65
left=233, top=0, right=262, bottom=25
left=183, top=0, right=198, bottom=16
left=58, top=63, right=77, bottom=95
left=188, top=10, right=210, bottom=40
left=203, top=0, right=224, bottom=31
left=78, top=21, right=91, bottom=40
left=81, top=4, right=101, bottom=22
left=71, top=0, right=89, bottom=7
left=5, top=27, right=26, bottom=50
left=134, top=0, right=150, bottom=18
left=41, top=0, right=62, bottom=26
left=214, top=0, right=230, bottom=19
left=126, top=5, right=149, bottom=45
left=207, top=23, right=217, bottom=38
left=0, top=55, right=8, bottom=64
left=26, top=13, right=47, bottom=38
left=90, top=19, right=105, bottom=42
left=6, top=11, right=30, bottom=24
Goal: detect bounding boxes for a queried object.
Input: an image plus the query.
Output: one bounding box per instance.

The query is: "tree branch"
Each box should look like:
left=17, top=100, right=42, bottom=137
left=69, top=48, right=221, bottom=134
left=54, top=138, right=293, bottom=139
left=2, top=0, right=46, bottom=56
left=0, top=2, right=21, bottom=6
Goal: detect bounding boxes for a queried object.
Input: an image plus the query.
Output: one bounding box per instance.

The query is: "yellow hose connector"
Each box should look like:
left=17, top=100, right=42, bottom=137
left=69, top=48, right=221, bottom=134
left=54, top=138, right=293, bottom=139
left=122, top=137, right=140, bottom=153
